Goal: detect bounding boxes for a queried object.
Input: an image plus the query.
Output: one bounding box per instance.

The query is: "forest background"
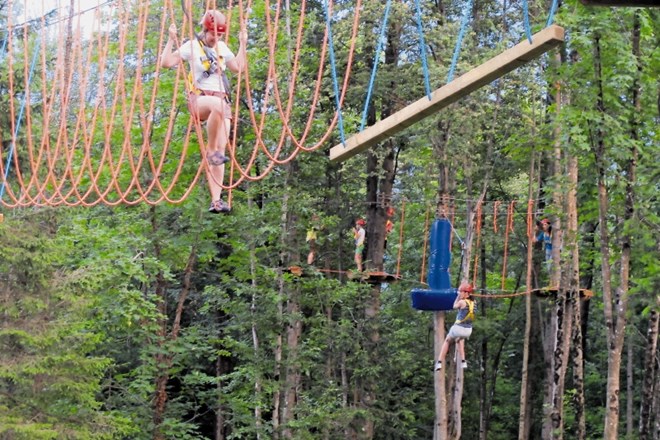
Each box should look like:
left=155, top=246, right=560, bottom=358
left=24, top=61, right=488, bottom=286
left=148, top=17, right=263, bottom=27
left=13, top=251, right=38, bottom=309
left=0, top=0, right=658, bottom=439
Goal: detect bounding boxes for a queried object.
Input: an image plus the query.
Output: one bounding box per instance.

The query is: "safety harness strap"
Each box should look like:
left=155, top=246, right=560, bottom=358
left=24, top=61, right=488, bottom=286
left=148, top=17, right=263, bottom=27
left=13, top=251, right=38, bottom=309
left=455, top=299, right=475, bottom=324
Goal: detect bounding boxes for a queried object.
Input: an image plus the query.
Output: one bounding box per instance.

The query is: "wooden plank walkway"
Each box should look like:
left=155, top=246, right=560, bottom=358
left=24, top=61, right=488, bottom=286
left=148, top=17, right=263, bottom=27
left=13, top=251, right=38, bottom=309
left=329, top=25, right=565, bottom=163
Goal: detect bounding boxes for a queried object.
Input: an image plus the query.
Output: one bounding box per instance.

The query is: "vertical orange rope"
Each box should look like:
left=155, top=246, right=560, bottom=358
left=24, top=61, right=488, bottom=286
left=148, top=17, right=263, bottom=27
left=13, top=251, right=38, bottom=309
left=471, top=201, right=482, bottom=287
left=395, top=198, right=406, bottom=278
left=493, top=200, right=501, bottom=233
left=501, top=201, right=515, bottom=291
left=420, top=205, right=431, bottom=284
left=526, top=198, right=534, bottom=294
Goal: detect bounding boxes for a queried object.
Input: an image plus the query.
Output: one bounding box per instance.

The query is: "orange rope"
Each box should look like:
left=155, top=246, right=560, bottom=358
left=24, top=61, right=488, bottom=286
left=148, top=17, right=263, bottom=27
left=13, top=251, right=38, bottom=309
left=0, top=2, right=393, bottom=207
left=500, top=201, right=515, bottom=291
left=471, top=200, right=482, bottom=287
left=493, top=200, right=501, bottom=233
left=395, top=198, right=406, bottom=279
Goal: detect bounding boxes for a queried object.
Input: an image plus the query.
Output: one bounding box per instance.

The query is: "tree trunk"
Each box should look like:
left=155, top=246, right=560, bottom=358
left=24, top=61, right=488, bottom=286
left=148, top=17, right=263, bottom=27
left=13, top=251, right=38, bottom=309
left=639, top=310, right=659, bottom=440
left=248, top=198, right=263, bottom=440
left=626, top=337, right=634, bottom=440
left=519, top=150, right=537, bottom=440
left=280, top=161, right=302, bottom=439
left=566, top=152, right=586, bottom=439
left=591, top=31, right=626, bottom=440
left=356, top=7, right=403, bottom=434
left=434, top=311, right=448, bottom=440
left=549, top=47, right=569, bottom=439
left=479, top=241, right=490, bottom=440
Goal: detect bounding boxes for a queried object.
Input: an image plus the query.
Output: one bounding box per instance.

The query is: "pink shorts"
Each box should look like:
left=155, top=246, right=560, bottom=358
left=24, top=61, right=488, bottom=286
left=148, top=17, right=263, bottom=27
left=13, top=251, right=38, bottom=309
left=187, top=90, right=232, bottom=120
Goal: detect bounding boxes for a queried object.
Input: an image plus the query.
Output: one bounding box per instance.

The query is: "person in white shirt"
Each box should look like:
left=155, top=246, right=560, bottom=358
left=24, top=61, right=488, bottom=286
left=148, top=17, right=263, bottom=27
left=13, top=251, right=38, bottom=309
left=353, top=219, right=366, bottom=272
left=161, top=10, right=248, bottom=213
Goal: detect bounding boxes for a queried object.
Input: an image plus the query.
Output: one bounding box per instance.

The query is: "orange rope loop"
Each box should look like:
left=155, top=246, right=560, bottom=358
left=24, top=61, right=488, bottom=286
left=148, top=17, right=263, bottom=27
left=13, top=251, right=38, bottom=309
left=500, top=201, right=515, bottom=291
left=471, top=200, right=482, bottom=287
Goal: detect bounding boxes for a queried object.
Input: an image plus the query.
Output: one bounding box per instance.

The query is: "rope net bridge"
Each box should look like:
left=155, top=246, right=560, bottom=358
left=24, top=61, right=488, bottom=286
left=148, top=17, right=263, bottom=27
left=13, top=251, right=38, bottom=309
left=0, top=0, right=563, bottom=208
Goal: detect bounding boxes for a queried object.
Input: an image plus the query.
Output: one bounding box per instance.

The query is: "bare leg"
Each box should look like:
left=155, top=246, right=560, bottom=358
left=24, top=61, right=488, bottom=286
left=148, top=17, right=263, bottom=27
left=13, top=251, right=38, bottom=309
left=439, top=336, right=453, bottom=362
left=206, top=113, right=230, bottom=202
left=190, top=95, right=231, bottom=203
left=457, top=339, right=466, bottom=362
left=307, top=240, right=316, bottom=265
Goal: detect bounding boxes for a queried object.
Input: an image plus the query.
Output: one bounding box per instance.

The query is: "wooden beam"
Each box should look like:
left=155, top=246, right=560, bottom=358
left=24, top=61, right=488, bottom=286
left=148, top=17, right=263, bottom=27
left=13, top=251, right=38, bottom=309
left=329, top=25, right=565, bottom=163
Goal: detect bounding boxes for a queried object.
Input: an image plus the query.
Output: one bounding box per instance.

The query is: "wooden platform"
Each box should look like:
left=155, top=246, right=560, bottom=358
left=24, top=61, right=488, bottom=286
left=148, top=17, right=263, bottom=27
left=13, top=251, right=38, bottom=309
left=347, top=270, right=401, bottom=284
left=329, top=25, right=565, bottom=163
left=532, top=287, right=595, bottom=299
left=285, top=265, right=322, bottom=277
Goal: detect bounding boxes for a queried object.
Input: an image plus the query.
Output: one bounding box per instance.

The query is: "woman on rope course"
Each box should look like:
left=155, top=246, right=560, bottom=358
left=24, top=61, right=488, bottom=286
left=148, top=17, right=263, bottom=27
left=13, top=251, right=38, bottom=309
left=435, top=282, right=476, bottom=371
left=160, top=10, right=248, bottom=213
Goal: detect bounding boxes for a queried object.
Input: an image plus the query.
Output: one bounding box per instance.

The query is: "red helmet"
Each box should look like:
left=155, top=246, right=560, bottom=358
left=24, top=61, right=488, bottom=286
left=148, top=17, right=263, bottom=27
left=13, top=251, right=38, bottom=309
left=540, top=218, right=550, bottom=225
left=386, top=207, right=395, bottom=217
left=356, top=218, right=366, bottom=226
left=458, top=282, right=473, bottom=293
left=201, top=10, right=227, bottom=34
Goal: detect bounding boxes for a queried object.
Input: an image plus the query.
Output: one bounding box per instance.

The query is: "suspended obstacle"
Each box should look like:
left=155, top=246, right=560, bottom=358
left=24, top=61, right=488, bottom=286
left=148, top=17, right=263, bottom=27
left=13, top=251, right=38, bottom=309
left=329, top=25, right=565, bottom=163
left=410, top=218, right=457, bottom=311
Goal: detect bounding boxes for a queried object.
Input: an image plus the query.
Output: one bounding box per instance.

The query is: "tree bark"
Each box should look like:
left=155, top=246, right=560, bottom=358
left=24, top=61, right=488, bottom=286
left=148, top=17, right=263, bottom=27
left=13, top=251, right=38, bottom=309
left=281, top=161, right=302, bottom=439
left=518, top=148, right=537, bottom=440
left=639, top=310, right=659, bottom=440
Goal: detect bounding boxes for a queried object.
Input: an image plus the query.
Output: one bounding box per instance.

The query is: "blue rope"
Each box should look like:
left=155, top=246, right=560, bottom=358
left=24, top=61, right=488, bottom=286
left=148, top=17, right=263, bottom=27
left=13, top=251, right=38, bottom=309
left=360, top=0, right=392, bottom=131
left=546, top=0, right=558, bottom=27
left=0, top=31, right=8, bottom=57
left=522, top=0, right=533, bottom=43
left=0, top=36, right=42, bottom=202
left=414, top=0, right=432, bottom=100
left=446, top=0, right=473, bottom=83
left=321, top=0, right=346, bottom=146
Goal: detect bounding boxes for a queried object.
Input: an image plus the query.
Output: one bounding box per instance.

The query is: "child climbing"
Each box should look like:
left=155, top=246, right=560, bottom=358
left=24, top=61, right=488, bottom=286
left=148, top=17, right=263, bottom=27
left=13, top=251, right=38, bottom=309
left=353, top=218, right=366, bottom=272
left=384, top=207, right=395, bottom=250
left=435, top=282, right=476, bottom=371
left=306, top=214, right=322, bottom=265
left=534, top=218, right=552, bottom=272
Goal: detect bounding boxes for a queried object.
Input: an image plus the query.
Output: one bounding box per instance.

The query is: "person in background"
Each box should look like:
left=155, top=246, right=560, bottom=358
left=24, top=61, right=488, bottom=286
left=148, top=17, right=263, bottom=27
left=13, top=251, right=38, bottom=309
left=306, top=214, right=322, bottom=265
left=384, top=207, right=395, bottom=250
left=353, top=218, right=366, bottom=272
left=534, top=218, right=552, bottom=272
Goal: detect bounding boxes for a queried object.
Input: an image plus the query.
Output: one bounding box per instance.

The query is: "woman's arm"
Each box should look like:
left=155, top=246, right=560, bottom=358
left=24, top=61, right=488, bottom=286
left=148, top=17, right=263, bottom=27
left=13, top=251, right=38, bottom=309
left=160, top=24, right=182, bottom=68
left=226, top=29, right=248, bottom=74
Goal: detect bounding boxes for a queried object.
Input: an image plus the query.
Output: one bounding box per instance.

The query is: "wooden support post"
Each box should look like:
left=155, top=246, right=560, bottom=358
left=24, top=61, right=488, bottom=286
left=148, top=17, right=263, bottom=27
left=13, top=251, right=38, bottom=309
left=329, top=25, right=565, bottom=163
